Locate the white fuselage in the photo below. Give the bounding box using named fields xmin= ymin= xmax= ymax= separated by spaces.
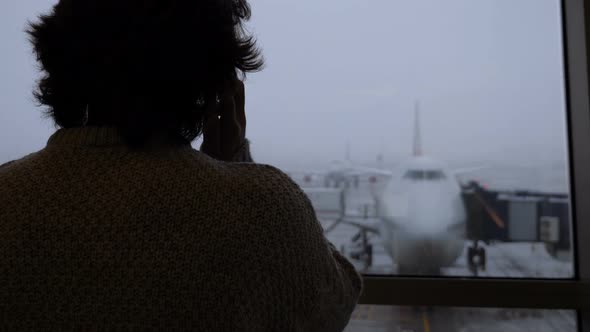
xmin=373 ymin=156 xmax=466 ymax=270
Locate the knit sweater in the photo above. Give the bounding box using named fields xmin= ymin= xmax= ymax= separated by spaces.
xmin=0 ymin=126 xmax=362 ymax=331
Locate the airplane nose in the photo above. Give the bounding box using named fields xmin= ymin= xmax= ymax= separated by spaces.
xmin=407 ymin=215 xmax=451 ymax=236
xmin=406 ymin=188 xmax=460 ymax=234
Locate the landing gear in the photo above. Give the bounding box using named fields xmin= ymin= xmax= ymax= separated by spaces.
xmin=342 ymin=229 xmax=373 ymax=271
xmin=350 ymin=243 xmax=373 ymax=270
xmin=467 ymin=240 xmax=486 ymax=275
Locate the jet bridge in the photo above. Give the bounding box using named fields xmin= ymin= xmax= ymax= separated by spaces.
xmin=462 ymin=181 xmax=572 ymax=270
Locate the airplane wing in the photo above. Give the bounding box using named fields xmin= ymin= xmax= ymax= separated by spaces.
xmin=284 ymin=170 xmax=328 ymax=186
xmin=342 ymin=219 xmax=380 ymax=234
xmin=324 ymin=217 xmax=380 ymax=235
xmin=287 ymin=165 xmax=393 ymax=188
xmin=333 ymin=167 xmax=393 ymax=187
xmin=340 ymin=166 xmax=393 ymax=177
xmin=284 ymin=170 xmax=327 ymax=177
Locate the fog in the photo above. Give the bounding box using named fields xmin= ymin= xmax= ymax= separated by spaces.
xmin=0 ymin=1 xmax=568 ymax=175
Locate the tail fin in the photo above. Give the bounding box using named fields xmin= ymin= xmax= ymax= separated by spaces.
xmin=413 ymin=101 xmax=423 ymax=156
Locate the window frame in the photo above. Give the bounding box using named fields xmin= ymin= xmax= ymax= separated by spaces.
xmin=358 ymin=0 xmax=590 ymax=330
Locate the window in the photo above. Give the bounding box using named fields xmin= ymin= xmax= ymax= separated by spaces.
xmin=425 ymin=170 xmax=446 ymax=181
xmin=403 ymin=169 xmax=447 ymax=181
xmin=243 ymin=0 xmax=589 ymax=330
xmin=403 ymin=170 xmax=425 ymax=180
xmin=249 ymin=0 xmax=575 ymax=279
xmin=2 ymin=0 xmax=590 ymax=331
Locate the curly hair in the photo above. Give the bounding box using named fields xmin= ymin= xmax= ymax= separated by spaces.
xmin=28 ymin=0 xmax=263 ymax=147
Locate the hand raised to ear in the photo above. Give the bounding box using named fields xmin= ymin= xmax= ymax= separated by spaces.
xmin=200 ymin=80 xmax=248 ymax=162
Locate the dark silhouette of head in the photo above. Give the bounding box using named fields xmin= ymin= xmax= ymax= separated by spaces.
xmin=28 ymin=0 xmax=263 ymax=147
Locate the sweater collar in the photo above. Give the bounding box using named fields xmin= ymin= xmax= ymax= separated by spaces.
xmin=47 ymin=126 xmax=191 ymax=149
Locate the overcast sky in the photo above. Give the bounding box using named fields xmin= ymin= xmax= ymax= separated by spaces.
xmin=0 ymin=0 xmax=569 ymax=174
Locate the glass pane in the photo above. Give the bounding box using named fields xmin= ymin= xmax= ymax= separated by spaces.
xmin=1 ymin=2 xmax=574 ymax=279
xmin=346 ymin=305 xmax=577 ymax=332
xmin=244 ymin=0 xmax=574 ymax=278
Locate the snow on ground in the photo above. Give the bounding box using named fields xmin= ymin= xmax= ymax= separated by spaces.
xmin=321 ymin=218 xmax=573 ymax=278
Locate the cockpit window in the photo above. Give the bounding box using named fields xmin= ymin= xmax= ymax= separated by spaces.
xmin=404 ymin=170 xmax=425 ymax=180
xmin=426 ymin=170 xmax=446 ymax=180
xmin=403 ymin=169 xmax=446 ymax=181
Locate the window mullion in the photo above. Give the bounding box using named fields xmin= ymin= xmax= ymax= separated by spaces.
xmin=359 ymin=277 xmax=590 ymax=309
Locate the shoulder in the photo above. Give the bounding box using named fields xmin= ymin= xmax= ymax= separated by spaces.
xmin=197 ymin=151 xmax=305 ymax=200
xmin=0 ymin=152 xmax=45 ymax=206
xmin=0 ymin=152 xmax=40 ymax=175
xmin=232 ymin=163 xmax=311 ymax=204
xmin=193 ymin=152 xmax=319 ymax=230
xmin=0 ymin=160 xmax=17 ymax=170
xmin=233 ymin=163 xmax=301 ymax=191
xmin=222 ymin=161 xmax=318 ymax=225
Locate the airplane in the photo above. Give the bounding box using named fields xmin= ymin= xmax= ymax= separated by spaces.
xmin=317 ymin=102 xmax=496 ymax=274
